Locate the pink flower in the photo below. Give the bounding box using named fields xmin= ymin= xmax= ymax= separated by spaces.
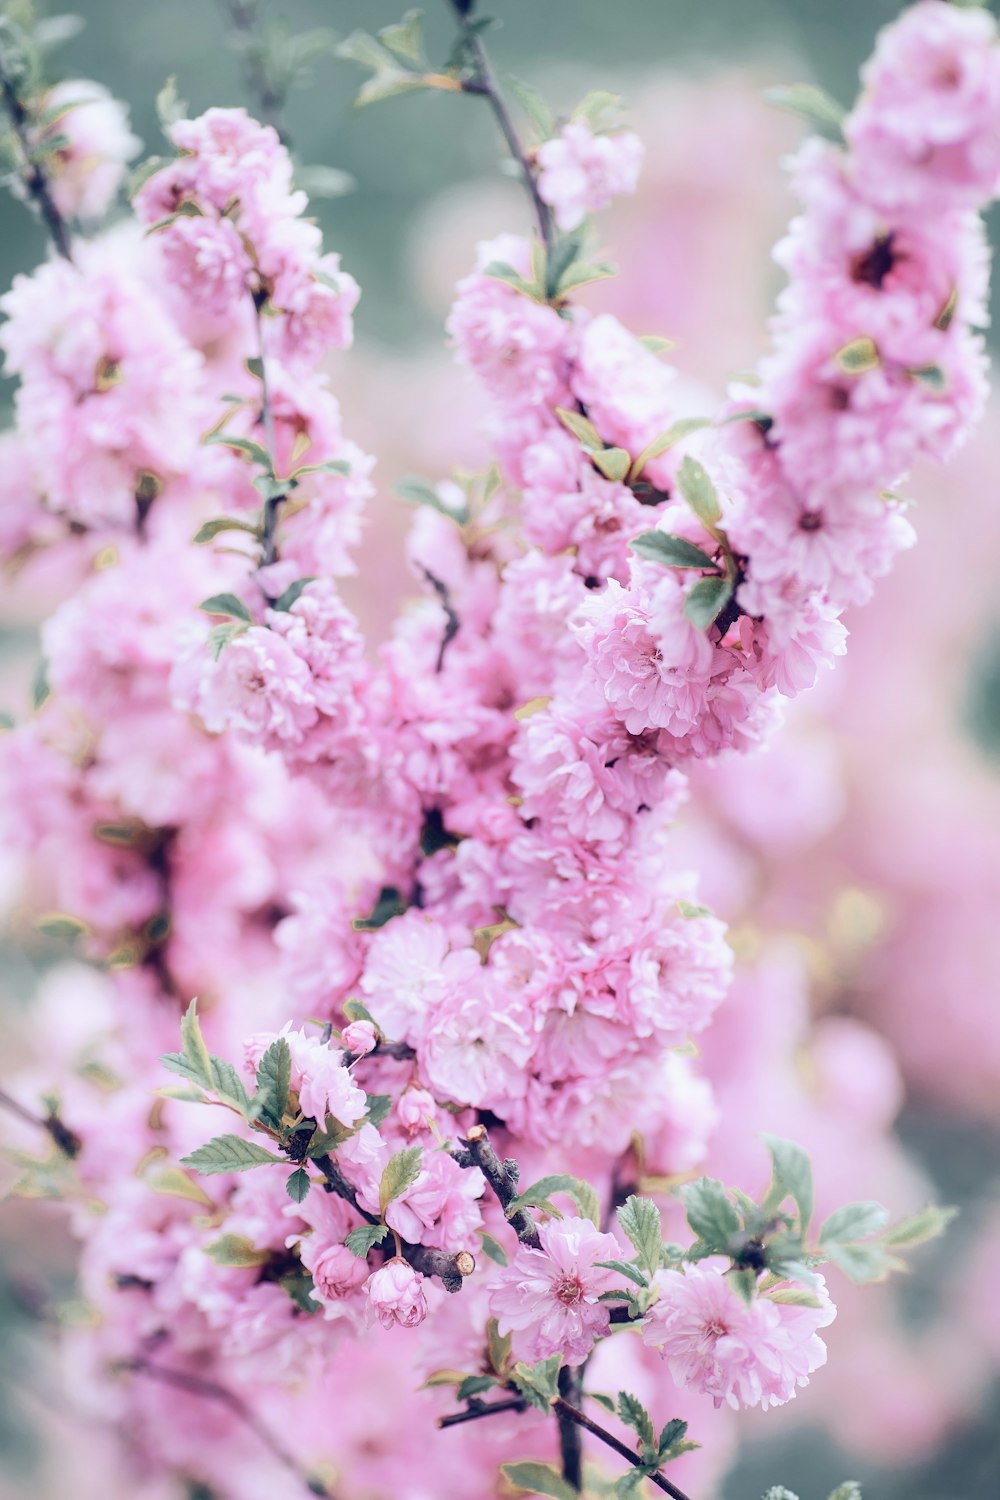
xmin=489 ymin=1216 xmax=622 ymax=1366
xmin=39 ymin=80 xmax=140 ymax=222
xmin=365 ymin=1258 xmax=428 ymax=1329
xmin=396 ymin=1088 xmax=437 ymax=1134
xmin=342 ymin=1020 xmax=377 ymax=1055
xmin=287 ymin=1030 xmax=368 ymax=1128
xmin=537 ymin=121 xmax=644 ymax=231
xmin=642 ymin=1263 xmax=836 ymax=1410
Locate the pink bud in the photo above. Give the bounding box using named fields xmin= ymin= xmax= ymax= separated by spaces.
xmin=397 ymin=1087 xmax=437 ymax=1133
xmin=342 ymin=1019 xmax=378 ymax=1055
xmin=365 ymin=1257 xmax=427 ymax=1329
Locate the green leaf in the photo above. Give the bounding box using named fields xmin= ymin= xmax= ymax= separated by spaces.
xmin=208 ymin=621 xmax=247 ymax=660
xmin=379 ymin=1145 xmax=423 ymax=1215
xmin=677 ymin=898 xmax=712 ymax=919
xmin=730 ymin=1266 xmax=759 ymax=1305
xmin=181 ymin=1134 xmax=282 ymax=1175
xmin=156 ymin=75 xmax=188 ymax=129
xmin=638 ymin=334 xmax=677 ymax=356
xmin=307 ymin=1118 xmax=357 ymax=1156
xmin=352 ymin=886 xmax=408 ymax=931
xmin=880 ymin=1204 xmax=957 ymax=1249
xmin=762 ymin=1135 xmax=815 ymax=1234
xmin=204 ymin=431 xmax=272 ymax=468
xmin=456 ymin=1373 xmax=497 ymax=1401
xmin=764 ymin=82 xmax=846 ymax=142
xmin=628 ymin=417 xmax=712 ymax=481
xmin=683 ymin=1177 xmax=741 ymax=1250
xmin=766 ymin=1285 xmax=824 ymax=1308
xmin=36 ymin=912 xmax=88 ymax=941
xmin=510 ymin=1354 xmax=563 ymax=1413
xmin=719 ymin=407 xmax=773 ymax=429
xmin=500 ymin=1462 xmax=578 ymax=1500
xmin=657 ymin=1418 xmax=690 ymax=1461
xmin=572 ymin=89 xmax=625 ymax=132
xmin=345 ymin=1223 xmax=388 ymax=1258
xmin=617 ymin=1195 xmax=662 ymax=1280
xmin=199 ymin=593 xmax=253 ymax=624
xmin=252 ymin=1037 xmax=291 ymax=1128
xmin=397 ymin=476 xmax=469 ymax=526
xmin=204 ymin=1232 xmax=270 ymax=1267
xmin=271 ymin=578 xmax=317 ymax=613
xmin=556 ymin=259 xmax=618 ymax=297
xmin=279 ymin=1265 xmax=321 ymax=1316
xmin=193 ymin=516 xmax=261 ymax=544
xmin=206 ymin=1057 xmax=252 ymax=1116
xmin=684 ymin=575 xmax=733 ymax=630
xmin=482 ymin=259 xmax=543 ymax=301
xmin=594 ymin=1258 xmax=648 ymax=1288
xmin=286 ymin=1168 xmax=311 ymax=1203
xmin=834 ymin=336 xmax=880 ymax=375
xmin=508 ymin=1174 xmax=600 ymax=1226
xmin=555 ymin=406 xmax=603 ymax=450
xmin=487 ymin=1316 xmax=512 ymax=1374
xmin=618 ymin=1391 xmax=656 ymax=1452
xmin=378 ymin=9 xmax=426 ymax=67
xmin=480 ymin=1232 xmax=509 ymax=1267
xmin=591 ymin=1392 xmax=617 ymax=1414
xmin=825 ymin=1241 xmax=893 ymax=1283
xmin=909 ymin=363 xmax=948 ymax=393
xmin=32 ymin=657 xmax=50 ymax=710
xmin=289 ymin=458 xmax=352 ymax=480
xmin=819 ymin=1201 xmax=888 ymax=1246
xmin=365 ymin=1093 xmax=393 ymax=1129
xmin=591 ymin=446 xmax=631 ymax=482
xmin=630 ymin=532 xmax=720 ymax=572
xmin=162 ymin=998 xmax=214 ymax=1089
xmin=677 ymin=455 xmax=721 ymax=525
xmin=506 ymin=76 xmax=555 ymax=141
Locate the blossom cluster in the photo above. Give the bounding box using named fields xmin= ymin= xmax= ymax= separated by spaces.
xmin=0 ymin=5 xmax=994 ymax=1499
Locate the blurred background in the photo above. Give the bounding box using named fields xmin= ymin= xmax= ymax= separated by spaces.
xmin=2 ymin=2 xmax=1000 ymax=1498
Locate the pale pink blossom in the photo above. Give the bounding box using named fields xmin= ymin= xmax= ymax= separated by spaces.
xmin=537 ymin=121 xmax=644 ymax=231
xmin=366 ymin=1259 xmax=428 ymax=1329
xmin=489 ymin=1216 xmax=622 ymax=1365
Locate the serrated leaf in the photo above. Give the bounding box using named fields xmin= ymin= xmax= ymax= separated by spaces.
xmin=764 ymin=82 xmax=846 ymax=142
xmin=631 ymin=532 xmax=720 ymax=572
xmin=594 ymin=1258 xmax=648 ymax=1288
xmin=365 ymin=1093 xmax=393 ymax=1128
xmin=762 ymin=1135 xmax=814 ymax=1234
xmin=819 ymin=1201 xmax=888 ymax=1246
xmin=379 ymin=1145 xmax=423 ymax=1215
xmin=506 ymin=75 xmax=555 ymax=140
xmin=181 ymin=1134 xmax=282 ymax=1175
xmin=880 ymin=1204 xmax=957 ymax=1249
xmin=199 ymin=593 xmax=253 ymax=624
xmin=834 ymin=336 xmax=880 ymax=375
xmin=307 ymin=1118 xmax=356 ymax=1156
xmin=207 ymin=1056 xmax=251 ymax=1116
xmin=252 ymin=1037 xmax=291 ymax=1128
xmin=617 ymin=1195 xmax=662 ymax=1279
xmin=204 ymin=1232 xmax=270 ymax=1267
xmin=591 ymin=446 xmax=631 ymax=482
xmin=345 ymin=1223 xmax=388 ymax=1258
xmin=487 ymin=1315 xmax=512 ymax=1374
xmin=508 ymin=1174 xmax=600 ymax=1226
xmin=628 ymin=417 xmax=711 ymax=482
xmin=657 ymin=1417 xmax=689 ymax=1460
xmin=286 ymin=1167 xmax=311 ymax=1203
xmin=684 ymin=575 xmax=733 ymax=630
xmin=825 ymin=1241 xmax=894 ymax=1283
xmin=511 ymin=1355 xmax=563 ymax=1413
xmin=501 ymin=1462 xmax=578 ymax=1500
xmin=618 ymin=1391 xmax=656 ymax=1451
xmin=555 ymin=406 xmax=602 ymax=450
xmin=677 ymin=454 xmax=721 ymax=525
xmin=683 ymin=1177 xmax=742 ymax=1249
xmin=279 ymin=1266 xmax=321 ymax=1316
xmin=480 ymin=1232 xmax=509 ymax=1267
xmin=457 ymin=1373 xmax=497 ymax=1400
xmin=145 ymin=1166 xmax=213 ymax=1207
xmin=378 ymin=9 xmax=425 ymax=67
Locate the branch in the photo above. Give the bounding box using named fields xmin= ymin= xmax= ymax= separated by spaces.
xmin=219 ymin=0 xmax=290 ymax=142
xmin=0 ymin=62 xmax=73 ymax=261
xmin=448 ymin=1 xmax=553 ymax=251
xmin=312 ymin=1152 xmax=475 ymax=1292
xmin=557 ymin=1366 xmax=584 ymax=1492
xmin=437 ymin=1394 xmax=526 ymax=1429
xmin=0 ymin=1085 xmax=81 ymax=1157
xmin=418 ymin=565 xmax=460 ymax=673
xmin=252 ymin=295 xmax=284 ymax=569
xmin=123 ymin=1357 xmax=330 ymax=1496
xmin=452 ymin=1123 xmax=541 ymax=1248
xmin=552 ymin=1398 xmax=695 ymax=1500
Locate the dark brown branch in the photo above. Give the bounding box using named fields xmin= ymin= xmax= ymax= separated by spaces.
xmin=452 ymin=1124 xmax=540 ymax=1248
xmin=552 ymin=1398 xmax=695 ymax=1500
xmin=557 ymin=1367 xmax=584 ymax=1491
xmin=0 ymin=64 xmax=73 ymax=261
xmin=312 ymin=1153 xmax=474 ymax=1292
xmin=449 ymin=2 xmax=553 ymax=251
xmin=418 ymin=566 xmax=460 ymax=673
xmin=437 ymin=1395 xmax=526 ymax=1429
xmin=0 ymin=1085 xmax=81 ymax=1157
xmin=123 ymin=1357 xmax=330 ymax=1495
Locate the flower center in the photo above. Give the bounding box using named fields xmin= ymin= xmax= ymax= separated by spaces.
xmin=554 ymin=1275 xmax=585 ymax=1306
xmin=703 ymin=1317 xmax=728 ymax=1340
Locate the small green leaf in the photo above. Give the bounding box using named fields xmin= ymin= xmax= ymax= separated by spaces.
xmin=628 ymin=417 xmax=712 ymax=481
xmin=909 ymin=363 xmax=948 ymax=393
xmin=487 ymin=1316 xmax=512 ymax=1375
xmin=204 ymin=431 xmax=272 ymax=467
xmin=379 ymin=1145 xmax=423 ymax=1215
xmin=684 ymin=575 xmax=733 ymax=630
xmin=193 ymin=515 xmax=262 ymax=544
xmin=591 ymin=446 xmax=631 ymax=482
xmin=365 ymin=1093 xmax=393 ymax=1129
xmin=825 ymin=1241 xmax=893 ymax=1283
xmin=591 ymin=1392 xmax=617 ymax=1414
xmin=834 ymin=336 xmax=880 ymax=375
xmin=683 ymin=1177 xmax=741 ymax=1250
xmin=677 ymin=455 xmax=722 ymax=525
xmin=208 ymin=621 xmax=247 ymax=660
xmin=500 ymin=1462 xmax=578 ymax=1500
xmin=345 ymin=1223 xmax=388 ymax=1258
xmin=480 ymin=1232 xmax=509 ymax=1267
xmin=657 ymin=1418 xmax=690 ymax=1461
xmin=618 ymin=1391 xmax=656 ymax=1452
xmin=630 ymin=532 xmax=720 ymax=572
xmin=766 ymin=1285 xmax=823 ymax=1308
xmin=617 ymin=1195 xmax=662 ymax=1280
xmin=510 ymin=1355 xmax=564 ymax=1413
xmin=397 ymin=476 xmax=469 ymax=525
xmin=556 ymin=259 xmax=617 ymax=296
xmin=271 ymin=578 xmax=317 ymax=613
xmin=32 ymin=658 xmax=51 ymax=710
xmin=764 ymin=82 xmax=846 ymax=142
xmin=819 ymin=1201 xmax=889 ymax=1246
xmin=204 ymin=1232 xmax=270 ymax=1267
xmin=506 ymin=76 xmax=555 ymax=140
xmin=555 ymin=406 xmax=603 ymax=450
xmin=482 ymin=260 xmax=543 ymax=301
xmin=762 ymin=1135 xmax=815 ymax=1234
xmin=456 ymin=1373 xmax=497 ymax=1401
xmin=252 ymin=1037 xmax=291 ymax=1128
xmin=352 ymin=886 xmax=408 ymax=931
xmin=199 ymin=593 xmax=253 ymax=624
xmin=719 ymin=407 xmax=773 ymax=429
xmin=379 ymin=10 xmax=426 ymax=68
xmin=508 ymin=1174 xmax=600 ymax=1226
xmin=36 ymin=912 xmax=88 ymax=941
xmin=880 ymin=1204 xmax=957 ymax=1249
xmin=286 ymin=1168 xmax=312 ymax=1203
xmin=181 ymin=1134 xmax=282 ymax=1175
xmin=594 ymin=1258 xmax=648 ymax=1288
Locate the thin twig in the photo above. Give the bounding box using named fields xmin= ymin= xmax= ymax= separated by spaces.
xmin=0 ymin=63 xmax=73 ymax=261
xmin=448 ymin=0 xmax=553 ymax=251
xmin=252 ymin=296 xmax=285 ymax=569
xmin=552 ymin=1398 xmax=695 ymax=1500
xmin=418 ymin=565 xmax=460 ymax=673
xmin=452 ymin=1123 xmax=541 ymax=1248
xmin=124 ymin=1357 xmax=329 ymax=1496
xmin=0 ymin=1085 xmax=81 ymax=1157
xmin=438 ymin=1395 xmax=526 ymax=1429
xmin=219 ymin=0 xmax=290 ymax=142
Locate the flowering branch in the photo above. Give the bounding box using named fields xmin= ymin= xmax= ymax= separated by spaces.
xmin=551 ymin=1396 xmax=695 ymax=1500
xmin=0 ymin=1084 xmax=81 ymax=1157
xmin=0 ymin=40 xmax=73 ymax=261
xmin=448 ymin=0 xmax=554 ymax=250
xmin=453 ymin=1124 xmax=541 ymax=1247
